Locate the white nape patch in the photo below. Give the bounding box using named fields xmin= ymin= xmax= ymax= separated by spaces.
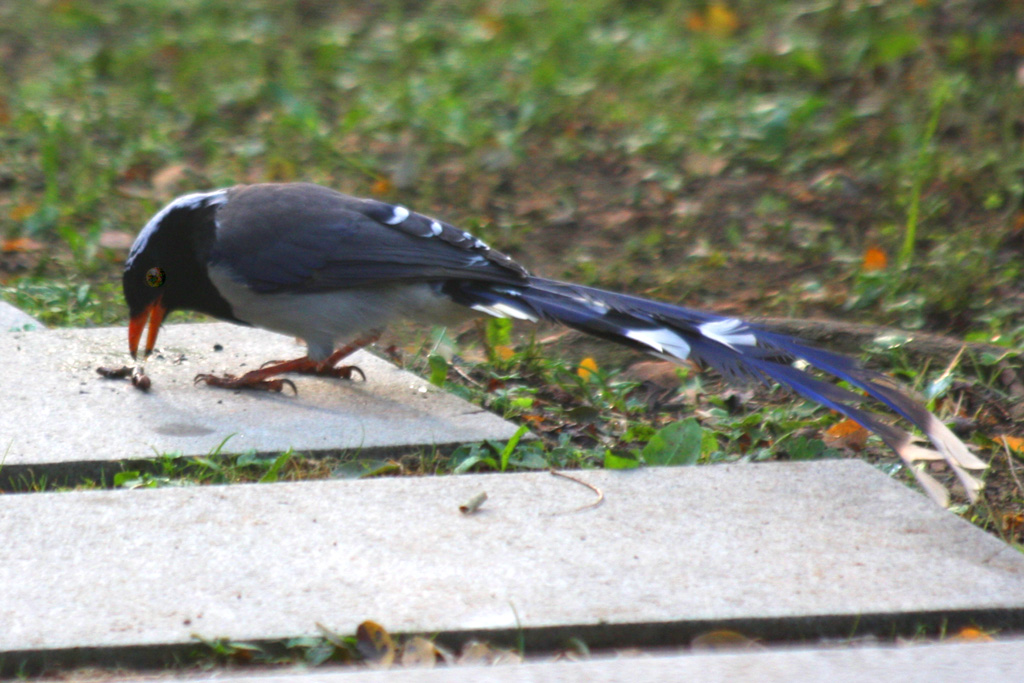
xmin=699 ymin=318 xmax=758 ymax=350
xmin=625 ymin=328 xmax=691 ymax=360
xmin=429 ymin=220 xmax=443 ymax=236
xmin=384 ymin=205 xmax=410 ymax=225
xmin=470 ymin=302 xmax=538 ymax=322
xmin=127 ymin=189 xmax=228 ymax=267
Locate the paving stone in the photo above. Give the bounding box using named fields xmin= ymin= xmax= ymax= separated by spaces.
xmin=0 ymin=322 xmax=521 ymax=472
xmin=0 ymin=300 xmax=42 ymax=332
xmin=172 ymin=639 xmax=1024 ymax=683
xmin=2 ymin=462 xmax=1022 ymax=671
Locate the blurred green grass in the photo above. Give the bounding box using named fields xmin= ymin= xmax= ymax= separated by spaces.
xmin=2 ymin=0 xmax=1023 ymax=336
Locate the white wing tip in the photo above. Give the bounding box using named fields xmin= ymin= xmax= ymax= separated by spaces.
xmin=470 ymin=302 xmax=538 ymax=322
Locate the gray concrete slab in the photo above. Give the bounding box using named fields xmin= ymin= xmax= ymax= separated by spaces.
xmin=0 ymin=322 xmax=521 ymax=470
xmin=2 ymin=462 xmax=1022 ymax=669
xmin=0 ymin=300 xmax=42 ymax=331
xmin=178 ymin=639 xmax=1024 ymax=683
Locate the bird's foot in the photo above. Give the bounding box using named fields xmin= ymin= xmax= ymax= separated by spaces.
xmin=194 ymin=371 xmax=297 ymax=394
xmin=195 ymin=352 xmax=369 ymax=394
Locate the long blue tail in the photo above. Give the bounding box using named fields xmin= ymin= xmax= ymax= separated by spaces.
xmin=446 ymin=276 xmax=985 ymax=506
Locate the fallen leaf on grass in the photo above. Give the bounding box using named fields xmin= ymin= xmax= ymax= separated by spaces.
xmin=514 ymin=194 xmax=559 ymax=217
xmin=98 ymin=230 xmax=137 ymax=250
xmin=685 ymin=3 xmax=740 ymax=37
xmin=683 ymin=153 xmax=728 ymax=177
xmin=152 ymin=163 xmax=189 ymax=196
xmin=577 ymin=357 xmax=599 ymax=380
xmin=996 ymin=434 xmax=1024 ymax=453
xmin=621 ymin=360 xmax=682 ymax=391
xmin=9 ymin=203 xmax=38 ymax=222
xmin=823 ymin=419 xmax=869 ymax=451
xmin=1 ymin=236 xmax=43 ymax=252
xmin=594 ymin=208 xmax=637 ymax=230
xmin=861 ymin=246 xmax=888 ymax=272
xmin=370 ymin=176 xmax=393 ymax=196
xmin=472 ymin=13 xmax=504 ymax=40
xmin=672 ymin=199 xmax=705 ymax=217
xmin=491 ymin=344 xmax=515 ymax=361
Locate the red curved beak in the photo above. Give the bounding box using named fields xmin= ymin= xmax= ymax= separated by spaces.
xmin=128 ymin=297 xmax=166 ymax=360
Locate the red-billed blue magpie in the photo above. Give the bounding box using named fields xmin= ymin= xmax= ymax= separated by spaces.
xmin=123 ymin=182 xmax=985 ymax=505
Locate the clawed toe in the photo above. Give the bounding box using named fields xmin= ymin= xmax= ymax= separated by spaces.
xmin=328 ymin=364 xmax=365 ymax=381
xmin=192 ymin=349 xmax=369 ymax=395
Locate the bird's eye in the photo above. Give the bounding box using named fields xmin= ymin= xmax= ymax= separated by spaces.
xmin=145 ymin=267 xmax=165 ymax=288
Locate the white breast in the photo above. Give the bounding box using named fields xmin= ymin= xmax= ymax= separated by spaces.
xmin=208 ymin=265 xmax=476 ymax=361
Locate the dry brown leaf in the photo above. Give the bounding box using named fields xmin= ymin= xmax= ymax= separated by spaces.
xmin=823 ymin=419 xmax=870 ymax=451
xmin=996 ymin=434 xmax=1024 ymax=453
xmin=514 ymin=194 xmax=558 ymax=217
xmin=9 ymin=203 xmax=37 ymax=222
xmin=862 ymin=246 xmax=888 ymax=272
xmin=691 ymin=630 xmax=759 ymax=651
xmin=371 ymin=176 xmax=393 ymax=196
xmin=457 ymin=641 xmax=521 ymax=666
xmin=355 ymin=620 xmax=396 ymax=669
xmin=683 ymin=152 xmax=728 ymax=177
xmin=621 ymin=361 xmax=682 ymax=391
xmin=457 ymin=641 xmax=496 ymax=666
xmin=400 ymin=636 xmax=437 ymax=668
xmin=577 ymin=357 xmax=599 ymax=380
xmin=492 ymin=345 xmax=515 ymax=361
xmin=474 ymin=13 xmax=503 ymax=40
xmin=704 ymin=3 xmax=740 ymax=36
xmin=947 ymin=626 xmax=995 ymax=642
xmin=98 ymin=231 xmax=137 ymax=250
xmin=121 ymin=163 xmax=151 ymax=183
xmin=1 ymin=236 xmax=43 ymax=252
xmin=152 ymin=163 xmax=189 ymax=196
xmin=595 ymin=208 xmax=637 ymax=228
xmin=672 ymin=199 xmax=704 ymax=217
xmin=267 ymin=158 xmax=297 ymax=181
xmin=687 ymin=4 xmax=740 ymax=36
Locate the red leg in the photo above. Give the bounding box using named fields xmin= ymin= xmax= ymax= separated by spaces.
xmin=195 ymin=333 xmax=381 ymax=393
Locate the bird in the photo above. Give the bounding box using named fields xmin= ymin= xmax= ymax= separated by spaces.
xmin=123 ymin=182 xmax=986 ymax=506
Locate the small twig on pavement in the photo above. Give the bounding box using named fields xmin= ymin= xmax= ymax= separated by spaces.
xmin=546 ymin=469 xmax=604 ymax=515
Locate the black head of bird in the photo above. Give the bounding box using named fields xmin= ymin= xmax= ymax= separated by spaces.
xmin=123 ymin=190 xmax=234 ymax=359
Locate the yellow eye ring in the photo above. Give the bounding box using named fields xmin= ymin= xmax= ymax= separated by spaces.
xmin=145 ymin=267 xmax=165 ymax=288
